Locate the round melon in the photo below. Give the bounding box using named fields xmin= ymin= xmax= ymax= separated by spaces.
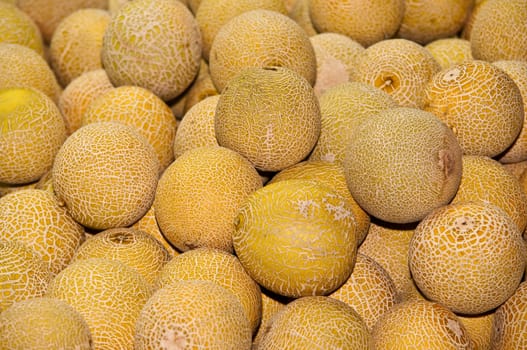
xmin=288 ymin=0 xmax=317 ymax=37
xmin=0 ymin=2 xmax=44 ymax=55
xmin=491 ymin=281 xmax=527 ymax=349
xmin=252 ymin=290 xmax=287 ymax=349
xmin=425 ymin=37 xmax=474 ymax=69
xmin=458 ymin=313 xmax=494 ymax=350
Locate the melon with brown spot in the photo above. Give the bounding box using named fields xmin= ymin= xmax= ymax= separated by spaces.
xmin=257 ymin=296 xmax=372 ymax=349
xmin=372 ymin=299 xmax=473 ymax=349
xmin=48 ymin=8 xmax=110 ymax=87
xmin=208 ymin=10 xmax=316 ymax=92
xmin=156 ymin=247 xmax=262 ymax=335
xmin=46 ymin=258 xmax=153 ymax=350
xmin=51 ymin=121 xmax=159 ymax=230
xmin=0 ymin=239 xmax=51 ymax=312
xmin=0 ymin=87 xmax=66 ymax=185
xmin=215 ymin=66 xmax=321 ymax=172
xmin=308 ymin=0 xmax=405 ymax=47
xmin=353 ymin=39 xmax=441 ymax=109
xmin=0 ymin=297 xmax=93 ymax=349
xmin=233 ymin=179 xmax=358 ymax=298
xmin=134 ymin=280 xmax=252 ymax=350
xmin=424 ymin=60 xmax=524 ymax=158
xmin=0 ymin=2 xmax=44 ymax=56
xmin=491 ymin=281 xmax=527 ymax=349
xmin=343 ymin=107 xmax=463 ymax=224
xmin=0 ymin=189 xmax=85 ymax=276
xmin=458 ymin=313 xmax=494 ymax=350
xmin=409 ymin=201 xmax=526 ymax=315
xmin=101 ymin=0 xmax=202 ymax=101
xmin=154 ymin=146 xmax=262 ymax=253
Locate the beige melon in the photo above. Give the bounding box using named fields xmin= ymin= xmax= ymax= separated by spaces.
xmin=58 ymin=69 xmax=114 ymax=135
xmin=343 ymin=107 xmax=463 ymax=224
xmin=173 ymin=95 xmax=220 ymax=159
xmin=396 ymin=0 xmax=474 ymax=44
xmin=409 ymin=201 xmax=526 ymax=315
xmin=17 ymin=0 xmax=107 ymax=43
xmin=134 ymin=280 xmax=252 ymax=349
xmin=425 ymin=37 xmax=474 ymax=69
xmin=287 ymin=0 xmax=317 ymax=37
xmin=0 ymin=239 xmax=51 ymax=312
xmin=494 ymin=60 xmax=527 ymax=164
xmin=504 ymin=160 xmax=527 ymax=179
xmin=452 ymin=155 xmax=527 ymax=232
xmin=156 ymin=247 xmax=262 ymax=334
xmin=257 ymin=296 xmax=372 ymax=349
xmin=72 ymin=227 xmax=171 ymax=287
xmin=233 ymin=179 xmax=358 ymax=298
xmin=458 ymin=313 xmax=494 ymax=350
xmin=154 ymin=146 xmax=262 ymax=253
xmin=268 ymin=160 xmax=370 ymax=244
xmin=0 ymin=297 xmax=93 ymax=350
xmin=0 ymin=2 xmax=43 ymax=56
xmin=0 ymin=87 xmax=67 ymax=185
xmin=329 ymin=253 xmax=398 ymax=330
xmin=461 ymin=0 xmax=486 ymax=40
xmin=308 ymin=81 xmax=398 ymax=164
xmin=52 ymin=122 xmax=159 ymax=230
xmin=0 ymin=43 xmax=61 ymax=103
xmin=354 ymin=38 xmax=441 ymax=108
xmin=46 ymin=258 xmax=153 ymax=350
xmin=82 ymin=85 xmax=177 ymax=173
xmin=195 ymin=0 xmax=287 ymax=61
xmin=101 ymin=0 xmax=202 ymax=101
xmin=491 ymin=281 xmax=527 ymax=349
xmin=0 ymin=189 xmax=85 ymax=276
xmin=208 ymin=10 xmax=316 ymax=92
xmin=470 ymin=0 xmax=527 ymax=62
xmin=308 ymin=0 xmax=405 ymax=47
xmin=309 ymin=33 xmax=365 ymax=96
xmin=372 ymin=299 xmax=473 ymax=349
xmin=424 ymin=60 xmax=524 ymax=158
xmin=181 ymin=71 xmax=218 ymax=114
xmin=215 ymin=66 xmax=321 ymax=172
xmin=48 ymin=8 xmax=110 ymax=87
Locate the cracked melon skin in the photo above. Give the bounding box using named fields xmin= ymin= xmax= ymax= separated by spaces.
xmin=233 ymin=179 xmax=358 ymax=298
xmin=491 ymin=281 xmax=527 ymax=349
xmin=101 ymin=0 xmax=202 ymax=101
xmin=0 ymin=2 xmax=44 ymax=56
xmin=343 ymin=107 xmax=463 ymax=224
xmin=0 ymin=297 xmax=93 ymax=350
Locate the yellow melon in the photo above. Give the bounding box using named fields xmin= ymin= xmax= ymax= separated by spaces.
xmin=372 ymin=299 xmax=473 ymax=349
xmin=134 ymin=280 xmax=252 ymax=349
xmin=252 ymin=290 xmax=288 ymax=349
xmin=52 ymin=121 xmax=159 ymax=230
xmin=154 ymin=146 xmax=262 ymax=253
xmin=72 ymin=227 xmax=171 ymax=287
xmin=0 ymin=180 xmax=38 ymax=198
xmin=195 ymin=0 xmax=287 ymax=61
xmin=48 ymin=8 xmax=110 ymax=87
xmin=233 ymin=179 xmax=358 ymax=297
xmin=156 ymin=247 xmax=262 ymax=334
xmin=470 ymin=0 xmax=527 ymax=62
xmin=257 ymin=296 xmax=372 ymax=349
xmin=354 ymin=38 xmax=441 ymax=108
xmin=308 ymin=81 xmax=398 ymax=164
xmin=343 ymin=107 xmax=463 ymax=224
xmin=101 ymin=0 xmax=202 ymax=101
xmin=268 ymin=160 xmax=370 ymax=244
xmin=452 ymin=155 xmax=527 ymax=232
xmin=214 ymin=66 xmax=321 ymax=172
xmin=458 ymin=313 xmax=494 ymax=350
xmin=0 ymin=43 xmax=62 ymax=104
xmin=504 ymin=160 xmax=527 ymax=179
xmin=424 ymin=60 xmax=524 ymax=158
xmin=329 ymin=253 xmax=398 ymax=331
xmin=0 ymin=189 xmax=85 ymax=276
xmin=0 ymin=297 xmax=93 ymax=350
xmin=58 ymin=69 xmax=114 ymax=135
xmin=287 ymin=0 xmax=317 ymax=37
xmin=182 ymin=72 xmax=218 ymax=114
xmin=491 ymin=281 xmax=527 ymax=349
xmin=425 ymin=37 xmax=474 ymax=69
xmin=409 ymin=201 xmax=526 ymax=314
xmin=0 ymin=2 xmax=43 ymax=56
xmin=396 ymin=0 xmax=474 ymax=44
xmin=0 ymin=239 xmax=51 ymax=312
xmin=82 ymin=85 xmax=177 ymax=173
xmin=0 ymin=87 xmax=66 ymax=185
xmin=208 ymin=10 xmax=316 ymax=92
xmin=308 ymin=0 xmax=405 ymax=47
xmin=461 ymin=0 xmax=486 ymax=40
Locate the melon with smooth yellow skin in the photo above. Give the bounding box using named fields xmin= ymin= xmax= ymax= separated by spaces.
xmin=0 ymin=2 xmax=44 ymax=56
xmin=0 ymin=297 xmax=93 ymax=350
xmin=0 ymin=87 xmax=66 ymax=185
xmin=233 ymin=179 xmax=358 ymax=298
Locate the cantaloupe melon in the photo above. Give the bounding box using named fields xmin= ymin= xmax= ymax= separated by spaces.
xmin=0 ymin=2 xmax=43 ymax=56
xmin=425 ymin=38 xmax=474 ymax=69
xmin=491 ymin=281 xmax=527 ymax=349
